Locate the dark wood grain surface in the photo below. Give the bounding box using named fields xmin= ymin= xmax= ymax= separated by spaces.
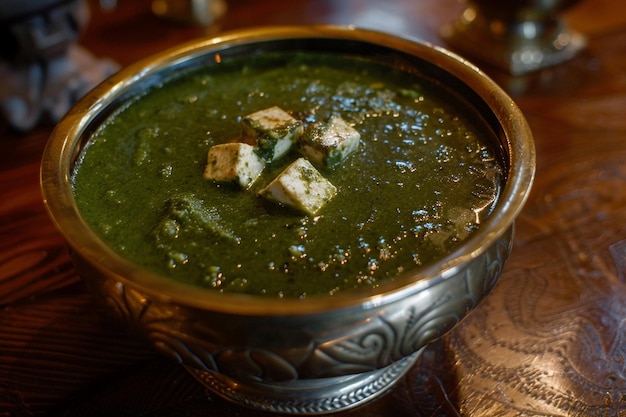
xmin=2 ymin=0 xmax=626 ymax=415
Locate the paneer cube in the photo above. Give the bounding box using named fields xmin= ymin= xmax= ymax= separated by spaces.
xmin=241 ymin=106 xmax=304 ymax=162
xmin=203 ymin=142 xmax=265 ymax=189
xmin=298 ymin=115 xmax=360 ymax=168
xmin=259 ymin=157 xmax=337 ymax=216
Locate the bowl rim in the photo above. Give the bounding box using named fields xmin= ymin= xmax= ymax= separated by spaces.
xmin=41 ymin=24 xmax=535 ymax=316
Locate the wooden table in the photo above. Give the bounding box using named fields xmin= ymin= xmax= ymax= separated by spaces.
xmin=2 ymin=0 xmax=625 ymax=415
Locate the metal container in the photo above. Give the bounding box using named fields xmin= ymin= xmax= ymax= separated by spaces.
xmin=41 ymin=26 xmax=535 ymax=414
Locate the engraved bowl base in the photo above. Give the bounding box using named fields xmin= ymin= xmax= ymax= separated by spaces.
xmin=186 ymin=349 xmax=422 ymax=415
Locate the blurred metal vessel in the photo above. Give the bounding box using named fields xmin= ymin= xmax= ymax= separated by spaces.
xmin=442 ymin=0 xmax=586 ymax=75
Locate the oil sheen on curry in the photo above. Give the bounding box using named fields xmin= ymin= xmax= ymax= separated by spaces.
xmin=71 ymin=51 xmax=503 ymax=298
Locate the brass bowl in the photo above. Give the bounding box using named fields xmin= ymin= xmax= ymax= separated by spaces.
xmin=41 ymin=26 xmax=535 ymax=414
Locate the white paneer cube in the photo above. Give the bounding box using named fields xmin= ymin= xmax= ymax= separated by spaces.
xmin=241 ymin=106 xmax=304 ymax=162
xmin=259 ymin=157 xmax=337 ymax=216
xmin=203 ymin=142 xmax=265 ymax=189
xmin=298 ymin=115 xmax=360 ymax=168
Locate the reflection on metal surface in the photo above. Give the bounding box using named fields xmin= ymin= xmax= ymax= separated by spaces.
xmin=441 ymin=0 xmax=587 ymax=75
xmin=610 ymin=240 xmax=626 ymax=283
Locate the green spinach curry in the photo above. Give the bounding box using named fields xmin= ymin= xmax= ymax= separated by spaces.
xmin=71 ymin=51 xmax=503 ymax=298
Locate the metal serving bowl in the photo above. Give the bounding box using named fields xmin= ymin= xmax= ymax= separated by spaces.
xmin=41 ymin=26 xmax=535 ymax=414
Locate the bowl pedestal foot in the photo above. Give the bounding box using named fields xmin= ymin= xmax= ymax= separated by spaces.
xmin=186 ymin=349 xmax=423 ymax=415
